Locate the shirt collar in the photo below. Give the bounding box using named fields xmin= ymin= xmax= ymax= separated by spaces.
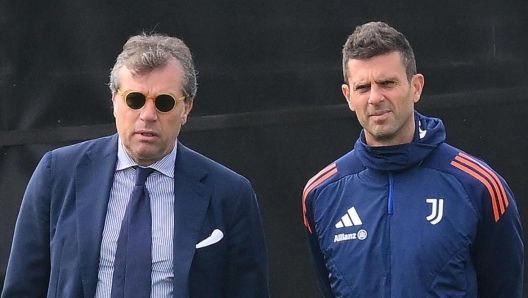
xmin=116 ymin=137 xmax=177 ymax=178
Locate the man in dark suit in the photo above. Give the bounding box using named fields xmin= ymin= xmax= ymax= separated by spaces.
xmin=2 ymin=33 xmax=269 ymax=298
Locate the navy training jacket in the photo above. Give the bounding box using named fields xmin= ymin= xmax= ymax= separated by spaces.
xmin=303 ymin=112 xmax=523 ymax=297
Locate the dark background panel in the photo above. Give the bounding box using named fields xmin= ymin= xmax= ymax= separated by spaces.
xmin=2 ymin=0 xmax=527 ymax=124
xmin=1 ymin=0 xmax=527 ymax=296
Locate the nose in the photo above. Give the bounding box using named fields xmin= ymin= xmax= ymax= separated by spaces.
xmin=367 ymin=85 xmax=385 ymax=105
xmin=139 ymin=98 xmax=158 ymax=122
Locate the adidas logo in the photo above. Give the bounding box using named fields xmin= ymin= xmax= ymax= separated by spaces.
xmin=335 ymin=207 xmax=363 ymax=228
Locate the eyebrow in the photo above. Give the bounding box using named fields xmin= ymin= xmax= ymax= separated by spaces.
xmin=375 ymin=76 xmax=399 ymax=84
xmin=354 ymin=76 xmax=399 ymax=86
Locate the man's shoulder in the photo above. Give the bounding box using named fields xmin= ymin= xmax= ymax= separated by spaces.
xmin=45 ymin=134 xmax=117 ymax=167
xmin=424 ymin=142 xmax=509 ymax=200
xmin=304 ymin=150 xmax=363 ymax=198
xmin=51 ymin=134 xmax=117 ymax=156
xmin=177 ymin=143 xmax=249 ymax=184
xmin=424 ymin=143 xmax=500 ymax=180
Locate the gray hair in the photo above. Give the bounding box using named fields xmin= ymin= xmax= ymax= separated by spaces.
xmin=342 ymin=22 xmax=416 ymax=83
xmin=109 ymin=32 xmax=197 ymax=102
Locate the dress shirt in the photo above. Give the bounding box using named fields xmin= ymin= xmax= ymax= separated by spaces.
xmin=95 ymin=139 xmax=176 ymax=297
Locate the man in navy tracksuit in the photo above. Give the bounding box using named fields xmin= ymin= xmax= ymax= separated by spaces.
xmin=303 ymin=21 xmax=523 ymax=297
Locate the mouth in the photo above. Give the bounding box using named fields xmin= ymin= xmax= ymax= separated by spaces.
xmin=369 ymin=109 xmax=390 ymax=116
xmin=368 ymin=110 xmax=391 ymax=121
xmin=135 ymin=130 xmax=159 ymax=140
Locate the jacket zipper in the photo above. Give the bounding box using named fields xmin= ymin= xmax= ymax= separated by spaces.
xmin=387 ymin=172 xmax=394 ymax=297
xmin=388 ymin=172 xmax=394 ymax=214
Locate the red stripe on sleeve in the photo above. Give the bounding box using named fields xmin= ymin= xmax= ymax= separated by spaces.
xmin=451 ymin=160 xmax=500 ymax=221
xmin=459 ymin=152 xmax=509 ymax=208
xmin=302 ymin=164 xmax=338 ymax=233
xmin=454 ymin=156 xmax=506 ymax=214
xmin=304 ymin=164 xmax=337 ymax=193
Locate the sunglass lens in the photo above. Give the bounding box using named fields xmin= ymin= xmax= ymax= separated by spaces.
xmin=125 ymin=92 xmax=146 ymax=110
xmin=155 ymin=95 xmax=176 ymax=112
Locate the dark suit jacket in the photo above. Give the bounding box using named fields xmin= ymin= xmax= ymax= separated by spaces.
xmin=2 ymin=134 xmax=269 ymax=298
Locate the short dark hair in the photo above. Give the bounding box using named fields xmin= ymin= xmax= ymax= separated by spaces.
xmin=342 ymin=22 xmax=416 ymax=83
xmin=109 ymin=32 xmax=197 ymax=102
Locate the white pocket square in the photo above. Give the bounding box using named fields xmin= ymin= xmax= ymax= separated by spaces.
xmin=196 ymin=229 xmax=224 ymax=249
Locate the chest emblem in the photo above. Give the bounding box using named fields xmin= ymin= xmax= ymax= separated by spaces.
xmin=335 ymin=207 xmax=363 ymax=228
xmin=426 ymin=198 xmax=444 ymax=225
xmin=334 ymin=207 xmax=367 ymax=242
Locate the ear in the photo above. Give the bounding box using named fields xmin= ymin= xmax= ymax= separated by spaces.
xmin=111 ymin=93 xmax=118 ymax=118
xmin=342 ymin=83 xmax=355 ymax=111
xmin=181 ymin=101 xmax=193 ymax=125
xmin=411 ymin=74 xmax=425 ymax=103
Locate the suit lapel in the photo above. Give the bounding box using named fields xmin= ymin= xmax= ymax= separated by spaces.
xmin=71 ymin=138 xmax=210 ymax=297
xmin=172 ymin=143 xmax=211 ymax=297
xmin=75 ymin=135 xmax=118 ymax=298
